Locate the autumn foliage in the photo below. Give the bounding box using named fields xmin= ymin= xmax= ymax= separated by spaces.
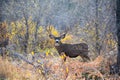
xmin=0 ymin=19 xmax=118 ymax=79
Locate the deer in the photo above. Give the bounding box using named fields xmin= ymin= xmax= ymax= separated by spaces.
xmin=47 ymin=26 xmax=90 ymax=61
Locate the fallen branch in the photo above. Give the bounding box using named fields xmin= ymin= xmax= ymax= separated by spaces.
xmin=10 ymin=52 xmax=35 ymax=66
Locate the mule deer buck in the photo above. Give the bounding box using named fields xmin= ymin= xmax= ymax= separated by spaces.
xmin=47 ymin=26 xmax=90 ymax=61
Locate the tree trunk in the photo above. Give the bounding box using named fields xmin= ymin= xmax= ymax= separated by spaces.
xmin=110 ymin=0 xmax=120 ymax=75
xmin=23 ymin=12 xmax=29 ymax=54
xmin=95 ymin=0 xmax=101 ymax=55
xmin=117 ymin=0 xmax=120 ymax=67
xmin=24 ymin=19 xmax=29 ymax=54
xmin=33 ymin=21 xmax=39 ymax=52
xmin=0 ymin=1 xmax=3 ymax=22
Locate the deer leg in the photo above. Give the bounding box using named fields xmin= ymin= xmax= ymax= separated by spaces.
xmin=83 ymin=57 xmax=90 ymax=62
xmin=60 ymin=52 xmax=67 ymax=62
xmin=63 ymin=57 xmax=66 ymax=61
xmin=80 ymin=55 xmax=90 ymax=62
xmin=84 ymin=55 xmax=90 ymax=61
xmin=82 ymin=57 xmax=87 ymax=62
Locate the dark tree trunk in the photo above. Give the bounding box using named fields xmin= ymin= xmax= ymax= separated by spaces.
xmin=24 ymin=19 xmax=29 ymax=54
xmin=32 ymin=21 xmax=39 ymax=52
xmin=0 ymin=23 xmax=9 ymax=58
xmin=0 ymin=1 xmax=9 ymax=58
xmin=0 ymin=0 xmax=9 ymax=22
xmin=117 ymin=0 xmax=120 ymax=67
xmin=110 ymin=0 xmax=120 ymax=75
xmin=95 ymin=0 xmax=101 ymax=55
xmin=0 ymin=1 xmax=3 ymax=22
xmin=23 ymin=12 xmax=29 ymax=54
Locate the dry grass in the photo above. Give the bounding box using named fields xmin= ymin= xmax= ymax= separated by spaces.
xmin=64 ymin=56 xmax=104 ymax=80
xmin=0 ymin=57 xmax=45 ymax=80
xmin=0 ymin=55 xmax=120 ymax=80
xmin=41 ymin=56 xmax=104 ymax=80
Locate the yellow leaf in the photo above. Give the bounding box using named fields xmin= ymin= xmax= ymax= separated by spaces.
xmin=41 ymin=64 xmax=44 ymax=68
xmin=79 ymin=38 xmax=83 ymax=42
xmin=26 ymin=72 xmax=31 ymax=77
xmin=38 ymin=69 xmax=41 ymax=73
xmin=46 ymin=50 xmax=50 ymax=56
xmin=31 ymin=51 xmax=34 ymax=55
xmin=39 ymin=26 xmax=43 ymax=32
xmin=11 ymin=32 xmax=15 ymax=35
xmin=66 ymin=67 xmax=69 ymax=73
xmin=60 ymin=53 xmax=66 ymax=59
xmin=61 ymin=34 xmax=72 ymax=42
xmin=37 ymin=60 xmax=40 ymax=63
xmin=50 ymin=52 xmax=54 ymax=56
xmin=46 ymin=25 xmax=59 ymax=36
xmin=60 ymin=55 xmax=64 ymax=59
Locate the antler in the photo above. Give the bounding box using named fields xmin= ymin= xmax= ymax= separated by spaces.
xmin=61 ymin=27 xmax=69 ymax=35
xmin=46 ymin=25 xmax=53 ymax=35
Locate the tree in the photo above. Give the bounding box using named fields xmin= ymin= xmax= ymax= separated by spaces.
xmin=110 ymin=0 xmax=120 ymax=75
xmin=95 ymin=0 xmax=101 ymax=55
xmin=117 ymin=0 xmax=120 ymax=68
xmin=0 ymin=0 xmax=9 ymax=57
xmin=0 ymin=0 xmax=6 ymax=22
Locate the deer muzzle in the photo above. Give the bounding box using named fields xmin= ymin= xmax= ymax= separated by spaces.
xmin=55 ymin=39 xmax=60 ymax=46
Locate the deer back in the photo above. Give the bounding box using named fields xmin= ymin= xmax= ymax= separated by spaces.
xmin=56 ymin=43 xmax=88 ymax=56
xmin=66 ymin=43 xmax=88 ymax=52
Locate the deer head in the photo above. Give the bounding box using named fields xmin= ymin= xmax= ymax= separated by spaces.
xmin=49 ymin=33 xmax=66 ymax=46
xmin=46 ymin=26 xmax=68 ymax=46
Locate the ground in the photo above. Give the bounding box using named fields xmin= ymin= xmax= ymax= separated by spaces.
xmin=0 ymin=54 xmax=120 ymax=80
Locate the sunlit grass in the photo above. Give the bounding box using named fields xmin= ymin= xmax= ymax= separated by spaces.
xmin=0 ymin=57 xmax=45 ymax=80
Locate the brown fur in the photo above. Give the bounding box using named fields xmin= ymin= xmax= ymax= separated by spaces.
xmin=55 ymin=43 xmax=90 ymax=60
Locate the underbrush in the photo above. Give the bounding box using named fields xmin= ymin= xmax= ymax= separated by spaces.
xmin=0 ymin=55 xmax=120 ymax=80
xmin=0 ymin=57 xmax=45 ymax=80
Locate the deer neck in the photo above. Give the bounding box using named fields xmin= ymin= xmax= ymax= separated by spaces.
xmin=55 ymin=43 xmax=63 ymax=53
xmin=55 ymin=42 xmax=62 ymax=48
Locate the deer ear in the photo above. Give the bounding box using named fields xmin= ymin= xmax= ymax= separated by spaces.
xmin=61 ymin=34 xmax=66 ymax=39
xmin=49 ymin=34 xmax=55 ymax=39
